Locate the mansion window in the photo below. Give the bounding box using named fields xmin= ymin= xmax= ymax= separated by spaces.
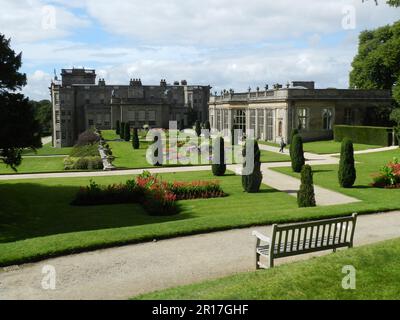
xmin=223 ymin=110 xmax=229 ymax=130
xmin=249 ymin=110 xmax=256 ymax=132
xmin=216 ymin=109 xmax=222 ymax=131
xmin=55 ymin=111 xmax=60 ymax=124
xmin=233 ymin=110 xmax=246 ymax=131
xmin=148 ymin=111 xmax=156 ymax=122
xmin=257 ymin=110 xmax=265 ymax=140
xmin=297 ymin=108 xmax=309 ymax=130
xmin=139 ymin=111 xmax=146 ymax=121
xmin=322 ymin=109 xmax=333 ymax=130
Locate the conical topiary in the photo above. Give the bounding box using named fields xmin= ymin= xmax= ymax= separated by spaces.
xmin=242 ymin=140 xmax=263 ymax=193
xmin=120 ymin=122 xmax=125 ymax=140
xmin=124 ymin=123 xmax=131 ymax=142
xmin=116 ymin=120 xmax=120 ymax=135
xmin=338 ymin=138 xmax=356 ymax=188
xmin=195 ymin=120 xmax=201 ymax=137
xmin=289 ymin=128 xmax=299 ymax=157
xmin=291 ymin=134 xmax=305 ymax=173
xmin=132 ymin=128 xmax=140 ymax=150
xmin=212 ymin=137 xmax=226 ymax=176
xmin=297 ymin=165 xmax=316 ymax=208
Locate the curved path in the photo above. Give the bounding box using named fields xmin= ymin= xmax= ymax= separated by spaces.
xmin=1 ymin=210 xmax=400 ymax=300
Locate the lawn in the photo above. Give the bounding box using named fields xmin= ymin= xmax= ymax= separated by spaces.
xmin=0 ymin=149 xmax=398 ymax=267
xmin=135 ymin=238 xmax=400 ymax=300
xmin=303 ymin=140 xmax=382 ymax=155
xmin=22 ymin=143 xmax=73 ymax=156
xmin=0 ymin=157 xmax=64 ymax=174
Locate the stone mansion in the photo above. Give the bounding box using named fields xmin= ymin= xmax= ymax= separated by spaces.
xmin=208 ymin=81 xmax=392 ymax=143
xmin=51 ymin=68 xmax=211 ymax=147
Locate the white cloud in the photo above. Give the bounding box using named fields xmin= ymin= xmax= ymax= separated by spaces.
xmin=23 ymin=70 xmax=53 ymax=100
xmin=0 ymin=0 xmax=90 ymax=43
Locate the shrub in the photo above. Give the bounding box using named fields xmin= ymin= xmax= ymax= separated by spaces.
xmin=70 ymin=144 xmax=99 ymax=157
xmin=338 ymin=138 xmax=357 ymax=188
xmin=132 ymin=128 xmax=140 ymax=150
xmin=76 ymin=129 xmax=100 ymax=146
xmin=212 ymin=137 xmax=226 ymax=176
xmin=64 ymin=156 xmax=103 ymax=171
xmin=291 ymin=134 xmax=305 ymax=173
xmin=124 ymin=123 xmax=131 ymax=142
xmin=334 ymin=125 xmax=394 ymax=146
xmin=195 ymin=120 xmax=201 ymax=137
xmin=144 ymin=183 xmax=178 ymax=216
xmin=75 ymin=157 xmax=89 ymax=170
xmin=242 ymin=140 xmax=263 ymax=193
xmin=88 ymin=157 xmax=103 ymax=170
xmin=120 ymin=122 xmax=125 ymax=140
xmin=372 ymin=158 xmax=400 ymax=188
xmin=289 ymin=128 xmax=299 ymax=157
xmin=297 ymin=165 xmax=316 ymax=208
xmin=204 ymin=120 xmax=211 ymax=131
xmin=116 ymin=120 xmax=120 ymax=135
xmin=167 ymin=180 xmax=226 ymax=200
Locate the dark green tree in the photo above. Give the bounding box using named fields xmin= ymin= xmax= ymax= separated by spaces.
xmin=195 ymin=120 xmax=201 ymax=137
xmin=338 ymin=138 xmax=357 ymax=188
xmin=289 ymin=128 xmax=299 ymax=157
xmin=120 ymin=122 xmax=125 ymax=140
xmin=242 ymin=140 xmax=263 ymax=193
xmin=132 ymin=128 xmax=140 ymax=149
xmin=0 ymin=34 xmax=41 ymax=170
xmin=390 ymin=108 xmax=400 ymax=145
xmin=349 ymin=20 xmax=400 ymax=123
xmin=204 ymin=120 xmax=211 ymax=139
xmin=30 ymin=100 xmax=52 ymax=137
xmin=291 ymin=134 xmax=305 ymax=173
xmin=212 ymin=137 xmax=226 ymax=176
xmin=124 ymin=123 xmax=131 ymax=142
xmin=297 ymin=165 xmax=316 ymax=208
xmin=116 ymin=120 xmax=120 ymax=135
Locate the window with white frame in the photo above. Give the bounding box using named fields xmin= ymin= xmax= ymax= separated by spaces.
xmin=223 ymin=110 xmax=229 ymax=129
xmin=297 ymin=108 xmax=309 ymax=130
xmin=233 ymin=110 xmax=246 ymax=131
xmin=216 ymin=109 xmax=222 ymax=131
xmin=257 ymin=110 xmax=264 ymax=139
xmin=249 ymin=110 xmax=256 ymax=132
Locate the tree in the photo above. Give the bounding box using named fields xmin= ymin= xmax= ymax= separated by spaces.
xmin=30 ymin=100 xmax=52 ymax=137
xmin=362 ymin=0 xmax=400 ymax=7
xmin=124 ymin=123 xmax=131 ymax=142
xmin=132 ymin=128 xmax=140 ymax=150
xmin=338 ymin=138 xmax=357 ymax=188
xmin=116 ymin=120 xmax=120 ymax=135
xmin=390 ymin=108 xmax=400 ymax=145
xmin=349 ymin=20 xmax=400 ymax=115
xmin=212 ymin=137 xmax=226 ymax=176
xmin=0 ymin=34 xmax=41 ymax=170
xmin=291 ymin=134 xmax=305 ymax=173
xmin=204 ymin=120 xmax=211 ymax=139
xmin=242 ymin=140 xmax=263 ymax=193
xmin=120 ymin=122 xmax=125 ymax=140
xmin=297 ymin=165 xmax=316 ymax=208
xmin=289 ymin=128 xmax=299 ymax=157
xmin=195 ymin=120 xmax=201 ymax=137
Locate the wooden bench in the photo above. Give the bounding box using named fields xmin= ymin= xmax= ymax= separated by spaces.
xmin=252 ymin=214 xmax=358 ymax=269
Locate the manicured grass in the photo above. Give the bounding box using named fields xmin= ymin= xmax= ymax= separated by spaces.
xmin=273 ymin=149 xmax=400 ymax=210
xmin=135 ymin=238 xmax=400 ymax=300
xmin=0 ymin=157 xmax=64 ymax=174
xmin=22 ymin=143 xmax=73 ymax=156
xmin=303 ymin=140 xmax=381 ymax=155
xmin=0 ymin=150 xmax=398 ymax=267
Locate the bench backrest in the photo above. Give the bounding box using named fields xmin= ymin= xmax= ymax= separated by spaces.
xmin=270 ymin=214 xmax=357 ymax=259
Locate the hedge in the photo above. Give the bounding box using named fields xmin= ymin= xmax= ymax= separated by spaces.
xmin=334 ymin=125 xmax=394 ymax=146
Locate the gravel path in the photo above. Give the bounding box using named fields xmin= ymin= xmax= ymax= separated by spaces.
xmin=1 ymin=211 xmax=400 ymax=300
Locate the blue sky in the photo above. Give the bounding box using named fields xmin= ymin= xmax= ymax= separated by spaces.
xmin=0 ymin=0 xmax=398 ymax=100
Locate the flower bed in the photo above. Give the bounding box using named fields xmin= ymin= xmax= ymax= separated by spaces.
xmin=71 ymin=172 xmax=226 ymax=216
xmin=371 ymin=158 xmax=400 ymax=188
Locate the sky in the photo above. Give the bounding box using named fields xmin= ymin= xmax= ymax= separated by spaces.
xmin=0 ymin=0 xmax=399 ymax=100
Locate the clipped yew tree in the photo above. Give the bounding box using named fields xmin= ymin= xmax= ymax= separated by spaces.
xmin=242 ymin=140 xmax=263 ymax=193
xmin=132 ymin=128 xmax=140 ymax=150
xmin=212 ymin=137 xmax=226 ymax=176
xmin=297 ymin=165 xmax=316 ymax=208
xmin=120 ymin=122 xmax=125 ymax=140
xmin=116 ymin=120 xmax=120 ymax=135
xmin=291 ymin=134 xmax=305 ymax=173
xmin=195 ymin=120 xmax=202 ymax=137
xmin=124 ymin=123 xmax=131 ymax=142
xmin=289 ymin=128 xmax=299 ymax=157
xmin=338 ymin=138 xmax=356 ymax=188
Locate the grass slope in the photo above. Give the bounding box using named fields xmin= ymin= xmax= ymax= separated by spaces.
xmin=135 ymin=238 xmax=400 ymax=300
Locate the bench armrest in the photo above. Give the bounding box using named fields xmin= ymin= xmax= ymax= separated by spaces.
xmin=252 ymin=231 xmax=271 ymax=243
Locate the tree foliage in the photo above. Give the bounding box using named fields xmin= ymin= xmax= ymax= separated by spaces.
xmin=195 ymin=120 xmax=201 ymax=137
xmin=124 ymin=123 xmax=131 ymax=142
xmin=338 ymin=139 xmax=357 ymax=188
xmin=242 ymin=140 xmax=263 ymax=193
xmin=291 ymin=134 xmax=305 ymax=173
xmin=349 ymin=20 xmax=400 ymax=108
xmin=30 ymin=100 xmax=52 ymax=137
xmin=116 ymin=120 xmax=120 ymax=135
xmin=132 ymin=128 xmax=140 ymax=150
xmin=0 ymin=34 xmax=41 ymax=170
xmin=297 ymin=165 xmax=316 ymax=208
xmin=212 ymin=137 xmax=226 ymax=176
